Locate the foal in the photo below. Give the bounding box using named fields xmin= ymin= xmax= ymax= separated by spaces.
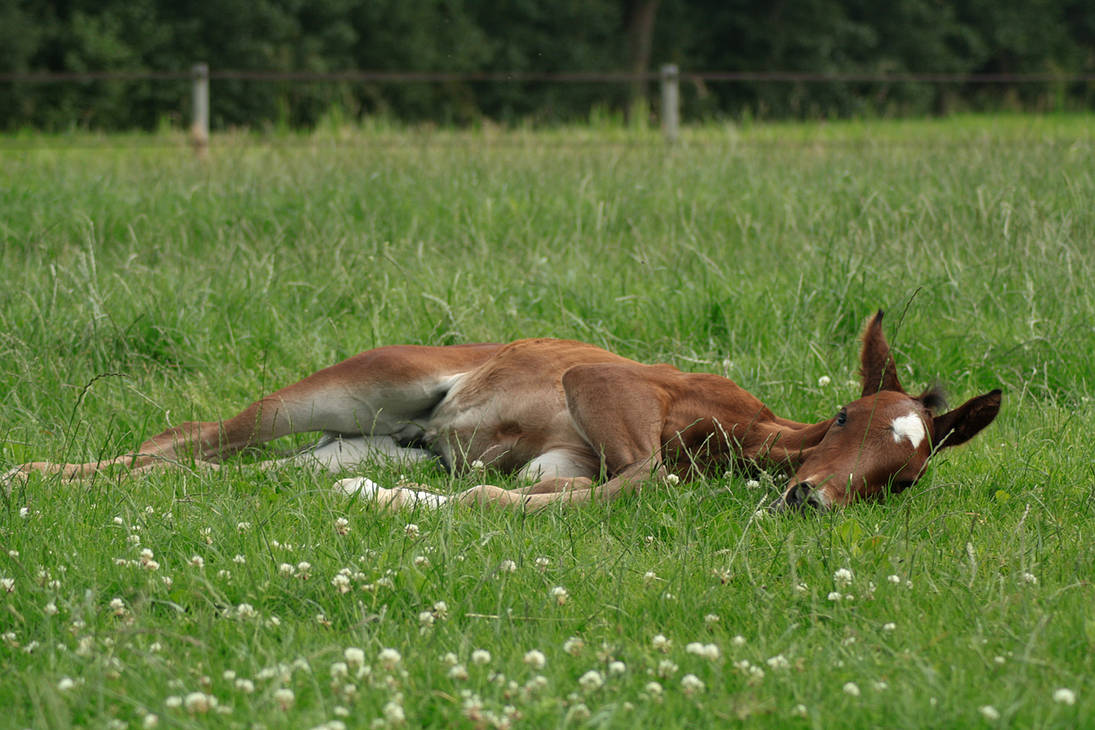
xmin=6 ymin=311 xmax=1000 ymax=511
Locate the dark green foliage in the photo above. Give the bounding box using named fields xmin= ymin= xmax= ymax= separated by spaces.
xmin=0 ymin=0 xmax=1092 ymax=130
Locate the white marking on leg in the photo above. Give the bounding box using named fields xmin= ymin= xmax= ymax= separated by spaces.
xmin=519 ymin=448 xmax=592 ymax=481
xmin=891 ymin=413 xmax=926 ymax=449
xmin=333 ymin=477 xmax=383 ymax=498
xmin=280 ymin=434 xmax=433 ymax=473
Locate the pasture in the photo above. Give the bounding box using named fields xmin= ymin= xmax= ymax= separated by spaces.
xmin=1 ymin=116 xmax=1093 ymax=728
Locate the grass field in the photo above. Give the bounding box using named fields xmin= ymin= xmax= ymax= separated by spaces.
xmin=1 ymin=115 xmax=1093 ymax=729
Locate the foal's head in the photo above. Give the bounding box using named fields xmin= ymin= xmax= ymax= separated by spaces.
xmin=771 ymin=311 xmax=1001 ymax=511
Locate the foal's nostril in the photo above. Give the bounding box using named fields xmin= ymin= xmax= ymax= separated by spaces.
xmin=786 ymin=482 xmax=814 ymax=507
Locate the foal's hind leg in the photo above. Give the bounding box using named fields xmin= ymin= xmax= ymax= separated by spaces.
xmin=5 ymin=343 xmax=500 ymax=482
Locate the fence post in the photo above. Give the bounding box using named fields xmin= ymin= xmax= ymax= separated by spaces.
xmin=660 ymin=64 xmax=679 ymax=144
xmin=190 ymin=63 xmax=209 ymax=157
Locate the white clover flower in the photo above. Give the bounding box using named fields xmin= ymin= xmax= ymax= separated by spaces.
xmin=334 ymin=517 xmax=350 ymax=535
xmin=994 ymin=655 xmax=1006 ymax=665
xmin=883 ymin=622 xmax=896 ymax=631
xmin=330 ymin=662 xmax=348 ymax=679
xmin=273 ymin=688 xmax=294 ymax=710
xmin=448 ymin=664 xmax=469 ymax=680
xmin=563 ymin=636 xmax=584 ymax=655
xmin=1020 ymin=572 xmax=1038 ymax=585
xmin=578 ymin=670 xmax=604 ymax=692
xmin=979 ymin=705 xmax=1000 ymax=721
xmin=236 ymin=603 xmax=256 ymax=619
xmin=681 ymin=674 xmax=705 ymax=695
xmin=57 ymin=677 xmax=76 ymax=691
xmin=791 ymin=704 xmax=808 ymax=718
xmin=109 ymin=598 xmax=127 ymax=616
xmin=1 ymin=577 xmax=15 ymax=593
xmin=470 ymin=460 xmax=485 ymax=470
xmin=550 ymin=586 xmax=569 ymax=605
xmin=383 ymin=700 xmax=405 ymax=724
xmin=843 ymin=682 xmax=861 ymax=697
xmin=413 ymin=555 xmax=430 ymax=568
xmin=471 ymin=649 xmax=491 ymax=665
xmin=378 ymin=648 xmax=402 ymax=670
xmin=432 ymin=601 xmax=448 ymax=619
xmin=652 ymin=634 xmax=671 ymax=652
xmin=656 ymin=659 xmax=678 ymax=677
xmin=643 ymin=571 xmax=659 ymax=585
xmin=236 ymin=521 xmax=252 ymax=532
xmin=164 ymin=696 xmax=182 ymax=708
xmin=818 ymin=375 xmax=832 ymax=387
xmin=746 ymin=479 xmax=761 ymax=489
xmin=645 ymin=681 xmax=663 ymax=696
xmin=184 ymin=692 xmax=216 ymax=713
xmin=522 ymin=649 xmax=546 ymax=669
xmin=704 ymin=613 xmax=720 ymax=626
xmin=499 ymin=559 xmax=517 ymax=573
xmin=232 ymin=554 xmax=246 ymax=564
xmin=566 ymin=704 xmax=591 ymax=722
xmin=404 ymin=523 xmax=420 ymax=538
xmin=188 ymin=555 xmax=204 ymax=569
xmin=295 ymin=561 xmax=312 ymax=579
xmin=234 ymin=678 xmax=255 ymax=694
xmin=685 ymin=642 xmax=720 ymax=661
xmin=827 ymin=591 xmax=843 ymax=601
xmin=731 ymin=635 xmax=747 ymax=646
xmin=665 ymin=473 xmax=680 ymax=485
xmin=887 ymin=574 xmax=902 ymax=584
xmin=419 ymin=611 xmax=435 ymax=628
xmin=767 ymin=654 xmax=790 ymax=670
xmin=142 ymin=713 xmax=159 ymax=728
xmin=535 ymin=557 xmax=551 ymax=571
xmin=1053 ymin=688 xmax=1076 ymax=706
xmin=833 ymin=568 xmax=854 ymax=587
xmin=331 ymin=573 xmax=351 ymax=594
xmin=19 ymin=507 xmax=30 ymax=518
xmin=344 ymin=647 xmax=365 ymax=668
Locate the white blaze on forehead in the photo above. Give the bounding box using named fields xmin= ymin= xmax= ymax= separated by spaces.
xmin=891 ymin=413 xmax=926 ymax=449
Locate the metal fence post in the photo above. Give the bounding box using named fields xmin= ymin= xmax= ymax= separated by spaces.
xmin=660 ymin=64 xmax=679 ymax=143
xmin=191 ymin=63 xmax=209 ymax=157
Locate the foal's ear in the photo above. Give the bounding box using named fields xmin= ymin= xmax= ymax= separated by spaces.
xmin=859 ymin=310 xmax=904 ymax=396
xmin=932 ymin=389 xmax=1002 ymax=449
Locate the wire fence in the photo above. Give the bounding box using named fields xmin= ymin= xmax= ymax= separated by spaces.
xmin=2 ymin=66 xmax=1093 ymax=153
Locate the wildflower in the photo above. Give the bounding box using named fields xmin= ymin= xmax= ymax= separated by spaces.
xmin=645 ymin=681 xmax=663 ymax=697
xmin=109 ymin=598 xmax=127 ymax=616
xmin=566 ymin=704 xmax=591 ymax=722
xmin=1053 ymin=688 xmax=1076 ymax=706
xmin=579 ymin=670 xmax=605 ymax=692
xmin=535 ymin=557 xmax=551 ymax=571
xmin=818 ymin=375 xmax=832 ymax=387
xmin=979 ymin=705 xmax=1000 ymax=721
xmin=746 ymin=479 xmax=761 ymax=489
xmin=273 ymin=688 xmax=294 ymax=710
xmin=887 ymin=574 xmax=902 ymax=584
xmin=608 ymin=661 xmax=626 ymax=675
xmin=643 ymin=571 xmax=659 ymax=585
xmin=344 ymin=647 xmax=365 ymax=668
xmin=665 ymin=473 xmax=680 ymax=485
xmin=563 ymin=637 xmax=584 ymax=655
xmin=236 ymin=521 xmax=252 ymax=531
xmin=1 ymin=577 xmax=15 ymax=593
xmin=843 ymin=682 xmax=861 ymax=697
xmin=57 ymin=677 xmax=76 ymax=691
xmin=432 ymin=601 xmax=449 ymax=619
xmin=232 ymin=554 xmax=246 ymax=564
xmin=331 ymin=573 xmax=352 ymax=594
xmin=234 ymin=678 xmax=255 ymax=694
xmin=828 ymin=591 xmax=843 ymax=601
xmin=550 ymin=586 xmax=569 ymax=605
xmin=652 ymin=634 xmax=671 ymax=652
xmin=19 ymin=507 xmax=30 ymax=518
xmin=470 ymin=460 xmax=485 ymax=470
xmin=833 ymin=568 xmax=854 ymax=587
xmin=413 ymin=555 xmax=430 ymax=568
xmin=184 ymin=692 xmax=216 ymax=713
xmin=685 ymin=642 xmax=720 ymax=661
xmin=681 ymin=674 xmax=705 ymax=695
xmin=471 ymin=649 xmax=491 ymax=665
xmin=296 ymin=561 xmax=312 ymax=579
xmin=236 ymin=603 xmax=257 ymax=619
xmin=523 ymin=649 xmax=546 ymax=669
xmin=142 ymin=713 xmax=159 ymax=728
xmin=199 ymin=527 xmax=213 ymax=544
xmin=731 ymin=635 xmax=746 ymax=646
xmin=383 ymin=700 xmax=405 ymax=724
xmin=334 ymin=517 xmax=350 ymax=535
xmin=419 ymin=611 xmax=435 ymax=628
xmin=499 ymin=559 xmax=517 ymax=573
xmin=767 ymin=654 xmax=790 ymax=670
xmin=883 ymin=622 xmax=896 ymax=631
xmin=1020 ymin=572 xmax=1038 ymax=585
xmin=704 ymin=613 xmax=720 ymax=626
xmin=448 ymin=664 xmax=469 ymax=680
xmin=165 ymin=696 xmax=182 ymax=708
xmin=791 ymin=704 xmax=808 ymax=718
xmin=404 ymin=523 xmax=420 ymax=538
xmin=378 ymin=648 xmax=402 ymax=670
xmin=656 ymin=659 xmax=678 ymax=677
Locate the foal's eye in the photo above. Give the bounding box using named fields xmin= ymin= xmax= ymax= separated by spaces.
xmin=836 ymin=409 xmax=847 ymax=426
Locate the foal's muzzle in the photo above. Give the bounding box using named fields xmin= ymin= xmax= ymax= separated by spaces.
xmin=770 ymin=482 xmax=827 ymax=512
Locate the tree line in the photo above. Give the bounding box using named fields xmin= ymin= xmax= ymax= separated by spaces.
xmin=1 ymin=0 xmax=1092 ymax=131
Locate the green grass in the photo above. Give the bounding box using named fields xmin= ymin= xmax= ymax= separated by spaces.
xmin=2 ymin=116 xmax=1094 ymax=728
